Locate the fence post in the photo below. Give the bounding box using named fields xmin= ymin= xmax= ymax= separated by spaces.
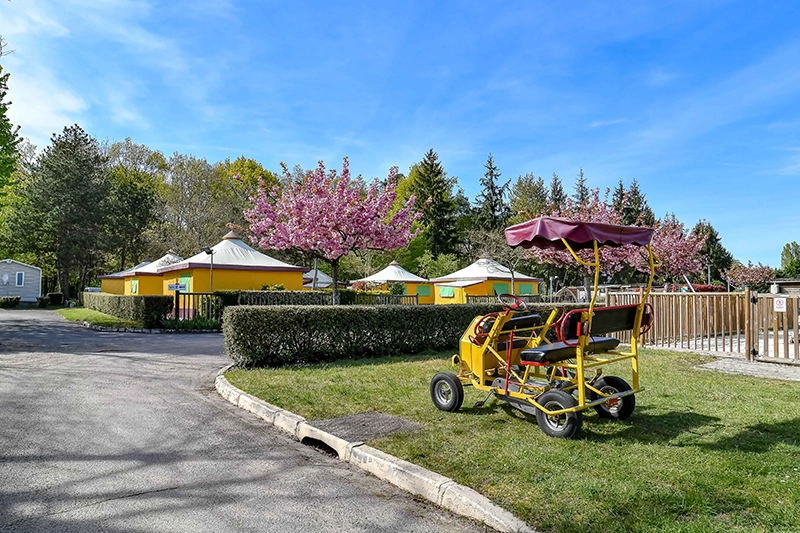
xmin=744 ymin=287 xmax=752 ymax=361
xmin=175 ymin=290 xmax=180 ymax=320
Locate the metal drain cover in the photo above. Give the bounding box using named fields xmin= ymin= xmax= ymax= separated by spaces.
xmin=313 ymin=412 xmax=421 ymax=442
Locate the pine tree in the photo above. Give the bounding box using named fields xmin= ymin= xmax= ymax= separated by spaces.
xmin=572 ymin=167 xmax=590 ymax=205
xmin=549 ymin=173 xmax=566 ymax=211
xmin=0 ymin=65 xmax=21 ymax=190
xmin=474 ymin=153 xmax=511 ymax=230
xmin=509 ymin=172 xmax=548 ymax=223
xmin=612 ymin=178 xmax=626 ymax=215
xmin=621 ymin=179 xmax=655 ymax=226
xmin=408 ymin=149 xmax=459 ymax=257
xmin=692 ymin=219 xmax=733 ymax=282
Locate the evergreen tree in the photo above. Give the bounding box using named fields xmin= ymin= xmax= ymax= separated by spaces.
xmin=8 ymin=125 xmax=111 ymax=298
xmin=572 ymin=167 xmax=590 ymax=205
xmin=612 ymin=178 xmax=626 ymax=215
xmin=474 ymin=153 xmax=511 ymax=230
xmin=623 ymin=179 xmax=655 ymax=226
xmin=408 ymin=149 xmax=459 ymax=257
xmin=549 ymin=173 xmax=566 ymax=210
xmin=781 ymin=241 xmax=800 ymax=269
xmin=692 ymin=219 xmax=733 ymax=283
xmin=509 ymin=172 xmax=548 ymax=223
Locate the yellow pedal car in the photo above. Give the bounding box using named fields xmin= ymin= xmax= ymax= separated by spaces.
xmin=430 ymin=216 xmax=659 ymax=438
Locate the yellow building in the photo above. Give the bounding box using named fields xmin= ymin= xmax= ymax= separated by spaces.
xmin=123 ymin=253 xmax=183 ymax=295
xmin=430 ymin=258 xmax=542 ymax=305
xmin=158 ymin=231 xmax=308 ymax=294
xmin=353 ymin=260 xmax=434 ymax=304
xmin=98 ymin=260 xmax=152 ymax=295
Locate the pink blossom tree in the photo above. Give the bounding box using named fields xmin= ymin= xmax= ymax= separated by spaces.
xmin=245 ymin=158 xmax=420 ymax=304
xmin=722 ymin=261 xmax=774 ymax=291
xmin=629 ymin=213 xmax=707 ymax=282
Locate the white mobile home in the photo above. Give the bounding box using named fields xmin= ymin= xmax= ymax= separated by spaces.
xmin=0 ymin=259 xmax=42 ymax=302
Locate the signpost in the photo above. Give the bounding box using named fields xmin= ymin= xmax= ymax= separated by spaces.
xmin=168 ymin=283 xmax=187 ymax=291
xmin=774 ymin=297 xmax=787 ymax=313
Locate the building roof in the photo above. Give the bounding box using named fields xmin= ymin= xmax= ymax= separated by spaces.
xmin=430 ymin=258 xmax=542 ymax=283
xmin=1 ymin=258 xmax=43 ymax=272
xmin=98 ymin=260 xmax=152 ymax=279
xmin=158 ymin=231 xmax=308 ymax=273
xmin=125 ymin=254 xmax=184 ymax=277
xmin=303 ymin=268 xmax=333 ymax=288
xmin=354 ymin=260 xmax=428 ymax=284
xmin=434 ymin=280 xmax=483 ymax=288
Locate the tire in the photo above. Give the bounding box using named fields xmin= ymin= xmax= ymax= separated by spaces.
xmin=535 ymin=390 xmax=582 ymax=439
xmin=589 ymin=376 xmax=635 ymax=420
xmin=430 ymin=372 xmax=464 ymax=412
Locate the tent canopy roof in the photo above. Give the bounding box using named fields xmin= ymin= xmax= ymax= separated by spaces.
xmin=505 ymin=216 xmax=655 ymax=251
xmin=159 ymin=232 xmax=307 ymax=273
xmin=430 ymin=258 xmax=541 ymax=283
xmin=98 ymin=260 xmax=152 ymax=279
xmin=354 ymin=260 xmax=428 ymax=284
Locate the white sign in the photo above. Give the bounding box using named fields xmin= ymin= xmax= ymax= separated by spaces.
xmin=168 ymin=283 xmax=187 ymax=291
xmin=774 ymin=297 xmax=787 ymax=313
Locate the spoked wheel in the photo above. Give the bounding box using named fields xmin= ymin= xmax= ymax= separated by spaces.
xmin=430 ymin=372 xmax=464 ymax=412
xmin=535 ymin=390 xmax=582 ymax=438
xmin=589 ymin=375 xmax=635 ymax=420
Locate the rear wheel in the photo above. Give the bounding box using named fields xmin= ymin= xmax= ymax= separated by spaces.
xmin=590 ymin=376 xmax=635 ymax=420
xmin=535 ymin=390 xmax=582 ymax=438
xmin=430 ymin=372 xmax=464 ymax=412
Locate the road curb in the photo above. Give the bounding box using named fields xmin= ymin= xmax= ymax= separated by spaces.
xmin=215 ymin=367 xmax=535 ymax=533
xmin=83 ymin=322 xmax=219 ymax=334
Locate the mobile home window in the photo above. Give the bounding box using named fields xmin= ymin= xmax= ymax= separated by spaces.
xmin=15 ymin=272 xmax=24 ymax=286
xmin=416 ymin=285 xmax=431 ymax=297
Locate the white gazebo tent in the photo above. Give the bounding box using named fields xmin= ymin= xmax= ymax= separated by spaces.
xmin=354 ymin=260 xmax=428 ymax=285
xmin=303 ymin=267 xmax=333 ymax=289
xmin=430 ymin=257 xmax=542 ymax=304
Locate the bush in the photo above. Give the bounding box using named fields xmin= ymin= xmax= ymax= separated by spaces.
xmin=37 ymin=296 xmax=49 ymax=308
xmin=0 ymin=296 xmax=21 ymax=309
xmin=223 ymin=302 xmax=581 ymax=368
xmin=82 ymin=292 xmax=173 ymax=328
xmin=260 ymin=283 xmax=285 ymax=291
xmin=239 ymin=290 xmax=331 ymax=306
xmin=47 ymin=292 xmax=64 ymax=306
xmin=162 ymin=316 xmax=221 ymax=330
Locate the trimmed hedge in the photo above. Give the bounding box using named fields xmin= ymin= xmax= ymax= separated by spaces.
xmin=47 ymin=292 xmax=64 ymax=306
xmin=237 ymin=290 xmax=330 ymax=306
xmin=82 ymin=292 xmax=173 ymax=328
xmin=223 ymin=302 xmax=582 ymax=368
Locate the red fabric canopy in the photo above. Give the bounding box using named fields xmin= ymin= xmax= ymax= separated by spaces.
xmin=505 ymin=216 xmax=655 ymax=251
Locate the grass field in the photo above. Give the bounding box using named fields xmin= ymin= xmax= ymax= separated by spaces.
xmin=227 ymin=349 xmax=800 ymax=533
xmin=57 ymin=307 xmax=143 ymax=328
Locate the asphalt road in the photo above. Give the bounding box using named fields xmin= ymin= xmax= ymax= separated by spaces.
xmin=0 ymin=310 xmax=487 ymax=532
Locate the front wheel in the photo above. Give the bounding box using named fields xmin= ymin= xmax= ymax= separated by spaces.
xmin=430 ymin=372 xmax=464 ymax=412
xmin=535 ymin=390 xmax=582 ymax=438
xmin=589 ymin=376 xmax=635 ymax=420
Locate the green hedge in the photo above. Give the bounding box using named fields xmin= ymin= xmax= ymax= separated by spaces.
xmin=236 ymin=290 xmax=330 ymax=306
xmin=0 ymin=296 xmax=21 ymax=309
xmin=82 ymin=292 xmax=173 ymax=328
xmin=223 ymin=302 xmax=581 ymax=368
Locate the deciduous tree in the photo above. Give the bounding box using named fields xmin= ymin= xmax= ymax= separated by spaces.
xmin=781 ymin=241 xmax=800 ymax=269
xmin=509 ymin=172 xmax=548 ymax=223
xmin=0 ymin=65 xmax=21 ymax=192
xmin=723 ymin=261 xmax=774 ymax=291
xmin=246 ymin=158 xmax=420 ymax=303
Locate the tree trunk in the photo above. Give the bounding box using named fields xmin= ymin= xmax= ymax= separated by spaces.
xmin=58 ymin=267 xmax=70 ymax=301
xmin=583 ymin=274 xmax=592 ymax=303
xmin=331 ymin=258 xmax=340 ymax=305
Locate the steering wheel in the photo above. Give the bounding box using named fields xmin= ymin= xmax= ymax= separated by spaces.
xmin=497 ymin=293 xmax=528 ymax=312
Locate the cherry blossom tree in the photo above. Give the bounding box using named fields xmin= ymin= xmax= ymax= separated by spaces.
xmin=630 ymin=213 xmax=707 ymax=282
xmin=722 ymin=261 xmax=774 ymax=291
xmin=245 ymin=158 xmax=420 ymax=304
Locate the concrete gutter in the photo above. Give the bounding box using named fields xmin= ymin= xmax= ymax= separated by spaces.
xmin=215 ymin=367 xmax=535 ymax=533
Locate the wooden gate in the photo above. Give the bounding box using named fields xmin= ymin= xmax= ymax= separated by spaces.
xmin=745 ymin=291 xmax=799 ymax=363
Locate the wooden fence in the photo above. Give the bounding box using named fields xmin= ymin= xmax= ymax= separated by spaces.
xmin=605 ymin=290 xmax=799 ymax=363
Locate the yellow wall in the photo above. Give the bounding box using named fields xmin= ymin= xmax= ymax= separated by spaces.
xmin=161 ymin=267 xmax=305 ymax=295
xmin=404 ymin=282 xmax=435 ymax=304
xmin=123 ymin=275 xmax=164 ymax=295
xmin=100 ymin=278 xmax=124 ymax=295
xmin=434 ymin=280 xmax=539 ymax=305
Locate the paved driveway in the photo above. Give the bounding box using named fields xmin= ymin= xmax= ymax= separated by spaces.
xmin=0 ymin=310 xmax=486 ymax=532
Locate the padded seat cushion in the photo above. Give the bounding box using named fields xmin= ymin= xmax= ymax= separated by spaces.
xmin=520 ymin=337 xmax=620 ymax=364
xmin=496 ymin=338 xmax=528 ymax=352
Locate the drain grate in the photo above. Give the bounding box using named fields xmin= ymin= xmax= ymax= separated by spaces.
xmin=312 ymin=411 xmax=421 ymax=442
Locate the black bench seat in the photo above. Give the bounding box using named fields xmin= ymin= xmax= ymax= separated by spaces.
xmin=520 ymin=337 xmax=620 ymax=364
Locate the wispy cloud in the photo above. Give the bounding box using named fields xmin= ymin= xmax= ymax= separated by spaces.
xmin=590 ymin=118 xmax=626 ymax=128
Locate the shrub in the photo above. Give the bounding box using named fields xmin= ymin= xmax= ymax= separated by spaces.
xmin=47 ymin=292 xmax=64 ymax=306
xmin=37 ymin=296 xmax=49 ymax=308
xmin=82 ymin=292 xmax=173 ymax=328
xmin=223 ymin=302 xmax=581 ymax=368
xmin=260 ymin=283 xmax=285 ymax=291
xmin=238 ymin=290 xmax=331 ymax=306
xmin=0 ymin=296 xmax=21 ymax=309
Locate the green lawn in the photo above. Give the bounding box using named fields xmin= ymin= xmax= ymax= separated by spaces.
xmin=57 ymin=307 xmax=143 ymax=328
xmin=227 ymin=350 xmax=800 ymax=533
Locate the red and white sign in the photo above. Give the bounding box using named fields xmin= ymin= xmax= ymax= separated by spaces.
xmin=774 ymin=297 xmax=787 ymax=313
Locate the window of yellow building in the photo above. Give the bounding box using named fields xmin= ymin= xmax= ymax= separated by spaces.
xmin=417 ymin=285 xmax=431 ymax=297
xmin=439 ymin=286 xmax=455 ymax=298
xmin=180 ymin=274 xmax=191 ymax=291
xmin=493 ymin=282 xmax=509 ymax=295
xmin=519 ymin=283 xmax=533 ymax=295
xmin=131 ymin=279 xmax=139 ymax=294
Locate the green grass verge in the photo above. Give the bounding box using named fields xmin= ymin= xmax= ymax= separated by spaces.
xmin=227 ymin=350 xmax=800 ymax=533
xmin=57 ymin=307 xmax=143 ymax=328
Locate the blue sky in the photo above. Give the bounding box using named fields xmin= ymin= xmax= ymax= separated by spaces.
xmin=3 ymin=0 xmax=800 ymax=267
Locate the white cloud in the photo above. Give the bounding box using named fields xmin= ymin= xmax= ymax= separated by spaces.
xmin=5 ymin=67 xmax=88 ymax=148
xmin=590 ymin=118 xmax=626 ymax=128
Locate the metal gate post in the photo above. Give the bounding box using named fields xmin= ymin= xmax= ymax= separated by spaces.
xmin=175 ymin=290 xmax=180 ymax=320
xmin=744 ymin=287 xmax=752 ymax=361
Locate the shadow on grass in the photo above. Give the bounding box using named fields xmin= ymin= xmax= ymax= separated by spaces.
xmin=697 ymin=416 xmax=800 ymax=452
